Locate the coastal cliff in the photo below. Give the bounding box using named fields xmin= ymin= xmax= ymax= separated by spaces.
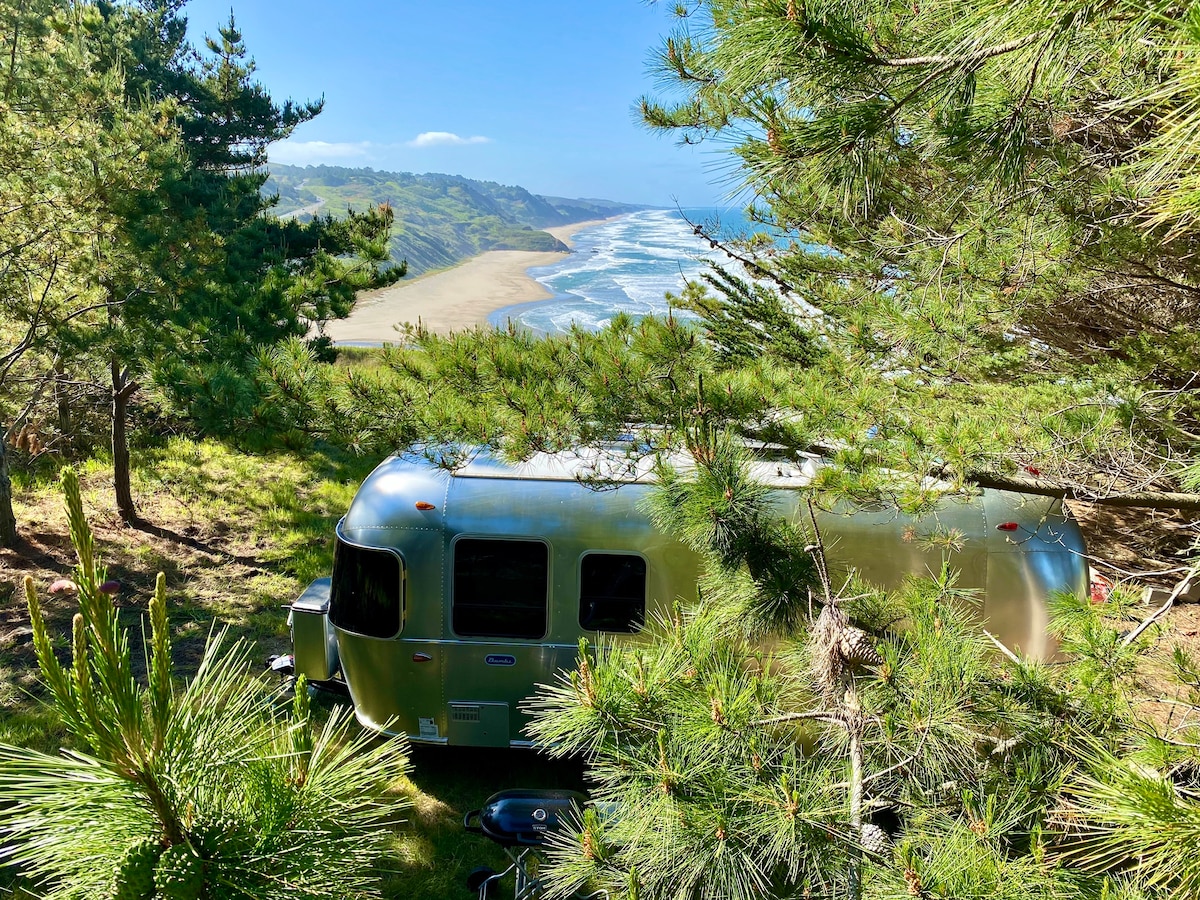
xmin=265 ymin=164 xmax=646 ymax=275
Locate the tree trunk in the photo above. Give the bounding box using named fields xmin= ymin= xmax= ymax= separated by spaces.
xmin=54 ymin=356 xmax=71 ymax=445
xmin=0 ymin=433 xmax=18 ymax=547
xmin=111 ymin=359 xmax=137 ymax=524
xmin=964 ymin=469 xmax=1200 ymax=511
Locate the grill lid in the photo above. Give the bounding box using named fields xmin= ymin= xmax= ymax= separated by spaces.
xmin=464 ymin=789 xmax=588 ymax=847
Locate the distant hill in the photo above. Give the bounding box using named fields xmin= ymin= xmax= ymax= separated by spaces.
xmin=263 ymin=164 xmax=649 ymax=275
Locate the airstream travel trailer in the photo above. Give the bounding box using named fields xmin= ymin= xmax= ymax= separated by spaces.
xmin=288 ymin=447 xmax=1088 ymax=748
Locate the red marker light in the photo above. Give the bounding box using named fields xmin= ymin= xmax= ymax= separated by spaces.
xmin=996 ymin=522 xmax=1019 ymax=531
xmin=412 ymin=653 xmax=432 ymax=663
xmin=415 ymin=501 xmax=436 ymax=511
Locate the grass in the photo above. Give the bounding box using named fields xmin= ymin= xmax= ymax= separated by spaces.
xmin=0 ymin=435 xmax=586 ymax=899
xmin=335 ymin=345 xmax=389 ymax=369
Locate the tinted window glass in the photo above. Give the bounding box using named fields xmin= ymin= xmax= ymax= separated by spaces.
xmin=453 ymin=539 xmax=547 ymax=639
xmin=580 ymin=554 xmax=646 ymax=633
xmin=329 ymin=538 xmax=402 ymax=638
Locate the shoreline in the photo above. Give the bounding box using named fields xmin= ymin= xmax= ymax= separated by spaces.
xmin=322 ymin=217 xmax=614 ymax=344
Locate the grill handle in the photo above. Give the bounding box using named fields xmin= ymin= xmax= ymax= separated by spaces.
xmin=463 ymin=809 xmax=483 ymax=834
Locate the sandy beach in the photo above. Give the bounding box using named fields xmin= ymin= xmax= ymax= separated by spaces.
xmin=322 ymin=219 xmax=610 ymax=344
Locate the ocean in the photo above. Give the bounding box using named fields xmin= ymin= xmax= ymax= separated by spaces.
xmin=488 ymin=207 xmax=747 ymax=334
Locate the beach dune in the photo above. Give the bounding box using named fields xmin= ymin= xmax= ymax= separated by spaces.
xmin=321 ymin=220 xmax=606 ymax=344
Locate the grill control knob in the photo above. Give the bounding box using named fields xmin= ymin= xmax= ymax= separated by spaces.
xmin=532 ymin=808 xmax=547 ymax=822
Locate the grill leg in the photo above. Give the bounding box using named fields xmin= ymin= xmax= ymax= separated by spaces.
xmin=512 ymin=848 xmax=543 ymax=900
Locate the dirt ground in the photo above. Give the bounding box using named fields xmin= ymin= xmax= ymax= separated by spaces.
xmin=1067 ymin=500 xmax=1200 ymax=730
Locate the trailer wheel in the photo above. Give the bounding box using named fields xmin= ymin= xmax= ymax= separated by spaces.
xmin=466 ymin=866 xmax=498 ymax=897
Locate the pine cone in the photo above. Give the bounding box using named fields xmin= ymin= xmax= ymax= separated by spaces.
xmin=903 ymin=867 xmax=923 ymax=896
xmin=839 ymin=627 xmax=884 ymax=668
xmin=190 ymin=815 xmax=249 ymax=860
xmin=111 ymin=838 xmax=161 ymax=900
xmin=809 ymin=604 xmax=848 ymax=694
xmin=860 ymin=823 xmax=890 ymax=855
xmin=154 ymin=842 xmax=205 ymax=900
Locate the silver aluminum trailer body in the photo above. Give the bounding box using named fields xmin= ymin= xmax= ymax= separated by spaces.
xmin=290 ymin=449 xmax=1088 ymax=748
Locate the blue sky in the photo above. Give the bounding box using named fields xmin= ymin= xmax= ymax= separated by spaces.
xmin=182 ymin=0 xmax=736 ymax=207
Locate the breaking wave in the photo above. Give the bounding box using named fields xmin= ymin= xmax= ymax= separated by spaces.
xmin=488 ymin=208 xmax=745 ymax=334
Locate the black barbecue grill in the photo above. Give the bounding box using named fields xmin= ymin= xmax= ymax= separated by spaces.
xmin=464 ymin=789 xmax=602 ymax=900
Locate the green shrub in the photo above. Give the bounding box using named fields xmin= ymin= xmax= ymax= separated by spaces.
xmin=0 ymin=468 xmax=410 ymax=899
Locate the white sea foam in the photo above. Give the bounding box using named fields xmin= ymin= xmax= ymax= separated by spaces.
xmin=610 ymin=273 xmax=687 ymax=305
xmin=489 ymin=207 xmax=747 ymax=334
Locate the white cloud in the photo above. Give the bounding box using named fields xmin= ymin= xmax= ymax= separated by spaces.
xmin=406 ymin=131 xmax=493 ymax=148
xmin=268 ymin=140 xmax=373 ymax=165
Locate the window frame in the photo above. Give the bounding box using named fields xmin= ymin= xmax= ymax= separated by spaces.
xmin=328 ymin=522 xmax=406 ymax=641
xmin=450 ymin=535 xmax=551 ymax=640
xmin=577 ymin=550 xmax=648 ymax=634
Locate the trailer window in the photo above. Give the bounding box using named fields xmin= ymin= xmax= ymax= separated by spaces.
xmin=453 ymin=539 xmax=547 ymax=639
xmin=579 ymin=553 xmax=646 ymax=633
xmin=329 ymin=538 xmax=403 ymax=639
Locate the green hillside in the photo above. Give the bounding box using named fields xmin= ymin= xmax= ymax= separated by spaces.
xmin=263 ymin=164 xmax=647 ymax=275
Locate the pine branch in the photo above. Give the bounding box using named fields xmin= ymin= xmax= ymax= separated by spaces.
xmin=148 ymin=573 xmax=171 ymax=755
xmin=982 ymin=628 xmax=1022 ymax=664
xmin=0 ymin=256 xmax=56 ymax=381
xmin=748 ymin=430 xmax=1200 ymax=512
xmin=875 ymin=33 xmax=1043 ymax=68
xmin=1121 ymin=566 xmax=1197 ymax=647
xmin=846 ymin=690 xmax=864 ymax=900
xmin=964 ymin=469 xmax=1200 ymax=511
xmin=681 ymin=213 xmax=804 ymax=297
xmin=752 ymin=709 xmax=845 ymax=727
xmin=24 ymin=576 xmax=75 ymax=724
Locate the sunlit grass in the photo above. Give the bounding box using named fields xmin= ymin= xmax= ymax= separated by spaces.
xmin=2 ymin=437 xmax=375 ymax=734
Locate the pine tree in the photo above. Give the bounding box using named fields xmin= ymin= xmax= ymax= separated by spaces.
xmin=0 ymin=0 xmax=169 ymax=544
xmin=632 ymin=0 xmax=1200 ymax=508
xmin=73 ymin=2 xmax=402 ymax=521
xmin=0 ymin=0 xmax=403 ymax=526
xmin=523 ymin=447 xmax=1186 ymax=900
